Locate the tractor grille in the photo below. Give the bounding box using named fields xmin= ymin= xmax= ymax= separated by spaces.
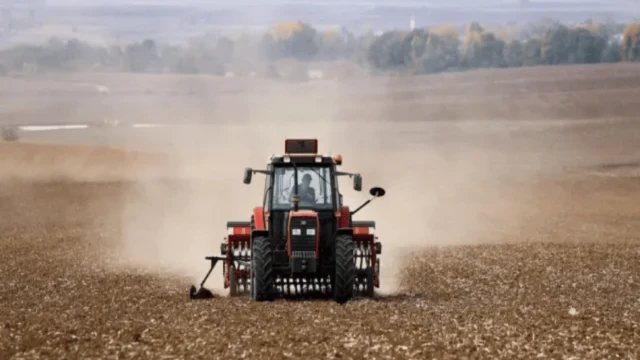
xmin=290 ymin=217 xmax=317 ymax=253
xmin=291 ymin=251 xmax=316 ymax=258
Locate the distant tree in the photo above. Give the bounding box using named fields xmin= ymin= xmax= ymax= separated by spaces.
xmin=366 ymin=30 xmax=411 ymax=70
xmin=413 ymin=29 xmax=460 ymax=73
xmin=462 ymin=23 xmax=507 ymax=68
xmin=215 ymin=37 xmax=234 ymax=64
xmin=503 ymin=40 xmax=524 ymax=67
xmin=540 ymin=25 xmax=607 ymax=64
xmin=263 ymin=21 xmax=319 ymax=60
xmin=317 ymin=28 xmax=347 ymax=60
xmin=622 ymin=23 xmax=640 ymax=61
xmin=124 ymin=39 xmax=160 ymax=72
xmin=352 ymin=30 xmax=377 ymax=66
xmin=601 ymin=40 xmax=622 ymax=63
xmin=523 ymin=38 xmax=543 ymax=66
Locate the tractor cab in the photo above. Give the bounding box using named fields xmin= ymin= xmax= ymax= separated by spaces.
xmin=243 ymin=138 xmax=362 ymax=212
xmin=243 ymin=139 xmax=363 ymax=260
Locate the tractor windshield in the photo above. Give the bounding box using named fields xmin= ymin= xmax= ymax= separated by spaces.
xmin=272 ymin=166 xmax=334 ymax=210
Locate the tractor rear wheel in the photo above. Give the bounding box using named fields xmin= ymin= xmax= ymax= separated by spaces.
xmin=333 ymin=234 xmax=355 ymax=304
xmin=251 ymin=236 xmax=274 ymax=301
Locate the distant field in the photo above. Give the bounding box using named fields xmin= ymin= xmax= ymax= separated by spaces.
xmin=2 ymin=63 xmax=640 ymax=127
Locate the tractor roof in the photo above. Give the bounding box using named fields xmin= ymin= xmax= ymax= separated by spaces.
xmin=268 ymin=139 xmax=343 ymax=166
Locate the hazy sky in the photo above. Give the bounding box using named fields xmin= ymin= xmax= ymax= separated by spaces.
xmin=44 ymin=0 xmax=635 ymax=6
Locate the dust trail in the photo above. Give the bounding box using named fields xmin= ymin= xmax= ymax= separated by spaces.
xmin=113 ymin=79 xmax=365 ymax=293
xmin=110 ymin=74 xmax=553 ymax=296
xmin=1 ymin=75 xmax=564 ymax=298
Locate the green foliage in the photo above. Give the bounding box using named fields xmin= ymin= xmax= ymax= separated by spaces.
xmin=367 ymin=31 xmax=412 ymax=70
xmin=523 ymin=38 xmax=543 ymax=66
xmin=410 ymin=29 xmax=460 ymax=73
xmin=540 ymin=25 xmax=607 ymax=65
xmin=124 ymin=39 xmax=160 ymax=72
xmin=503 ymin=40 xmax=524 ymax=67
xmin=601 ymin=41 xmax=622 ymax=63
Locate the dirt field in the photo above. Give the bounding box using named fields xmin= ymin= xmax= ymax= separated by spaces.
xmin=2 ymin=63 xmax=640 ymax=359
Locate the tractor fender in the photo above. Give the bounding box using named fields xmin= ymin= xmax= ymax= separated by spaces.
xmin=335 ymin=227 xmax=353 ymax=238
xmin=251 ymin=229 xmax=269 ymax=241
xmin=253 ymin=207 xmax=266 ymax=230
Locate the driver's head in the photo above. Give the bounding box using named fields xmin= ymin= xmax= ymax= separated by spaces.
xmin=301 ymin=173 xmax=312 ymax=188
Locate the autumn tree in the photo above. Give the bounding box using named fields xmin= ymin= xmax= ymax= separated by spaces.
xmin=414 ymin=26 xmax=461 ymax=73
xmin=262 ymin=21 xmax=319 ymax=60
xmin=461 ymin=22 xmax=507 ymax=68
xmin=622 ymin=23 xmax=640 ymax=61
xmin=366 ymin=30 xmax=412 ymax=70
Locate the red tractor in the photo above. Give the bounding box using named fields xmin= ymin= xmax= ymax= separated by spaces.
xmin=189 ymin=139 xmax=385 ymax=303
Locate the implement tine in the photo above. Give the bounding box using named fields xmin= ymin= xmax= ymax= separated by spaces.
xmin=189 ymin=256 xmax=225 ymax=300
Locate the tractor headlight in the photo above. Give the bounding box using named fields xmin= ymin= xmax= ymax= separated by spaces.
xmin=227 ymin=227 xmax=234 ymax=235
xmin=368 ymin=227 xmax=375 ymax=235
xmin=292 ymin=228 xmax=301 ymax=236
xmin=306 ymin=228 xmax=316 ymax=236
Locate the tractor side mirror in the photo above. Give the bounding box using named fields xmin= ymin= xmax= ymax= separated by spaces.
xmin=369 ymin=186 xmax=386 ymax=198
xmin=353 ymin=174 xmax=362 ymax=191
xmin=243 ymin=168 xmax=252 ymax=184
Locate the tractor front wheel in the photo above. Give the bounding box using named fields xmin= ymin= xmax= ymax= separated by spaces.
xmin=333 ymin=234 xmax=355 ymax=304
xmin=251 ymin=236 xmax=274 ymax=301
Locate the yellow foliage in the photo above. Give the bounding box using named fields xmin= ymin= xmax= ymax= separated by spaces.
xmin=622 ymin=23 xmax=640 ymax=61
xmin=430 ymin=24 xmax=459 ymax=39
xmin=463 ymin=23 xmax=484 ymax=47
xmin=323 ymin=28 xmax=340 ymax=43
xmin=494 ymin=28 xmax=517 ymax=43
xmin=270 ymin=21 xmax=306 ymax=40
xmin=578 ymin=22 xmax=602 ymax=34
xmin=623 ymin=23 xmax=640 ymax=44
xmin=464 ymin=31 xmax=483 ymax=47
xmin=479 ymin=24 xmax=517 ymax=43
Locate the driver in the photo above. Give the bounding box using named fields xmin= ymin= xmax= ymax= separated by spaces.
xmin=297 ymin=173 xmax=316 ymax=203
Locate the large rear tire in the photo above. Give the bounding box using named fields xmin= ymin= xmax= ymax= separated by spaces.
xmin=251 ymin=236 xmax=274 ymax=301
xmin=333 ymin=234 xmax=355 ymax=304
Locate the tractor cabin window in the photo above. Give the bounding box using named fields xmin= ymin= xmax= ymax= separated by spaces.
xmin=273 ymin=166 xmax=333 ymax=210
xmin=263 ymin=168 xmax=272 ymax=212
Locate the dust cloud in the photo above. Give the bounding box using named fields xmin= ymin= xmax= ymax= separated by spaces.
xmin=0 ymin=51 xmax=571 ymax=298
xmin=108 ymin=74 xmax=561 ymax=296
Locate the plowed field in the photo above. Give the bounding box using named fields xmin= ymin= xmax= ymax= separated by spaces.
xmin=2 ymin=63 xmax=640 ymax=359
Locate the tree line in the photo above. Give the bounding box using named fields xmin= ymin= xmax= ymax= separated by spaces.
xmin=0 ymin=19 xmax=639 ymax=77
